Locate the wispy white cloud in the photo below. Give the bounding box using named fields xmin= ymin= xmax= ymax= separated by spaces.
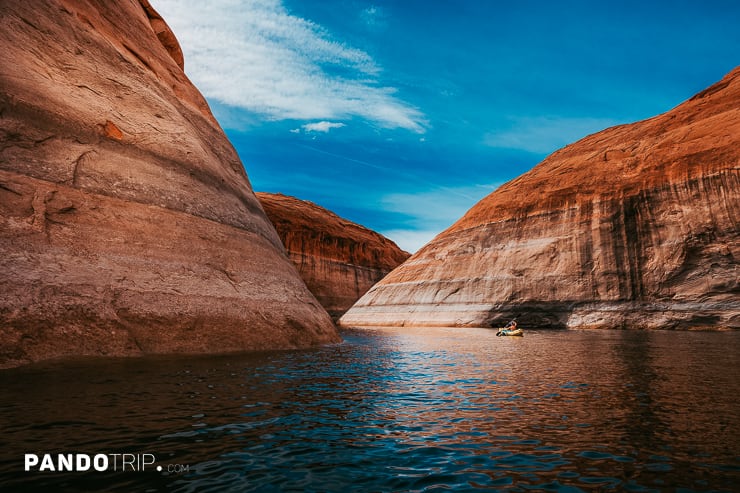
xmin=484 ymin=116 xmax=619 ymax=154
xmin=380 ymin=229 xmax=440 ymax=255
xmin=301 ymin=121 xmax=346 ymax=133
xmin=151 ymin=0 xmax=425 ymax=132
xmin=361 ymin=6 xmax=388 ymax=29
xmin=380 ymin=184 xmax=500 ymax=252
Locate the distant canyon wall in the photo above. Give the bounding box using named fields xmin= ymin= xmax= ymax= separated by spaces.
xmin=0 ymin=0 xmax=338 ymax=368
xmin=341 ymin=67 xmax=740 ymax=330
xmin=257 ymin=193 xmax=410 ymax=320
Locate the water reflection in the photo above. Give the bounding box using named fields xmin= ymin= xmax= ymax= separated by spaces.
xmin=0 ymin=328 xmax=738 ymax=492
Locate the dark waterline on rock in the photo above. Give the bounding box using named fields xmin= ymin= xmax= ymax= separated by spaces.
xmin=1 ymin=327 xmax=739 ymax=492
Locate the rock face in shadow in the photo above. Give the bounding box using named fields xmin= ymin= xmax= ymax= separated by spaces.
xmin=0 ymin=0 xmax=339 ymax=368
xmin=341 ymin=67 xmax=740 ymax=330
xmin=256 ymin=193 xmax=410 ymax=320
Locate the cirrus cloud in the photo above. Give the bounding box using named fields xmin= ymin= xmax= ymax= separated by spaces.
xmin=484 ymin=116 xmax=620 ymax=154
xmin=151 ymin=0 xmax=425 ymax=132
xmin=379 ymin=183 xmax=501 ymax=253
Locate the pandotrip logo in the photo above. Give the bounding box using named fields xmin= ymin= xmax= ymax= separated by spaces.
xmin=24 ymin=453 xmax=190 ymax=474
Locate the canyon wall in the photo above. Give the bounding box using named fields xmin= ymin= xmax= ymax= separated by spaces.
xmin=0 ymin=0 xmax=339 ymax=368
xmin=256 ymin=193 xmax=409 ymax=319
xmin=341 ymin=67 xmax=740 ymax=330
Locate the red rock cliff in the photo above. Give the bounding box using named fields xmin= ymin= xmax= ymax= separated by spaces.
xmin=341 ymin=67 xmax=740 ymax=330
xmin=0 ymin=0 xmax=339 ymax=368
xmin=256 ymin=193 xmax=410 ymax=320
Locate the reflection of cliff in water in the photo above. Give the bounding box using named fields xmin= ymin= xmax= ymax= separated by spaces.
xmin=357 ymin=329 xmax=656 ymax=453
xmin=612 ymin=331 xmax=666 ymax=451
xmin=650 ymin=332 xmax=739 ymax=458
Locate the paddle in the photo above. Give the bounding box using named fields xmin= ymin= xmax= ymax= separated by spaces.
xmin=496 ymin=315 xmax=521 ymax=336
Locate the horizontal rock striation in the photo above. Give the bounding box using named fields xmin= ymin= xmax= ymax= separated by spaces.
xmin=0 ymin=0 xmax=338 ymax=368
xmin=341 ymin=67 xmax=740 ymax=330
xmin=256 ymin=193 xmax=410 ymax=319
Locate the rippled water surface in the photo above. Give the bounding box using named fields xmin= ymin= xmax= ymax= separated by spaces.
xmin=1 ymin=327 xmax=739 ymax=492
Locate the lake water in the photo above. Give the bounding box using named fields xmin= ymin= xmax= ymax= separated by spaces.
xmin=1 ymin=327 xmax=739 ymax=492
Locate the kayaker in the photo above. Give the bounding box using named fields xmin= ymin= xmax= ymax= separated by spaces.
xmin=497 ymin=319 xmax=517 ymax=336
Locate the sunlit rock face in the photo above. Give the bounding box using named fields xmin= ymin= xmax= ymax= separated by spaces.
xmin=256 ymin=193 xmax=410 ymax=320
xmin=0 ymin=0 xmax=339 ymax=368
xmin=341 ymin=67 xmax=740 ymax=330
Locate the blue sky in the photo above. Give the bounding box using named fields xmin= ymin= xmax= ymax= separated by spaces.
xmin=152 ymin=0 xmax=739 ymax=252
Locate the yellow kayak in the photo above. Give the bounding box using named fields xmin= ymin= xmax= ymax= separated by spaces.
xmin=496 ymin=328 xmax=524 ymax=337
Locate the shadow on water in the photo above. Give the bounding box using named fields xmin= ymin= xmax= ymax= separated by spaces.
xmin=0 ymin=327 xmax=738 ymax=492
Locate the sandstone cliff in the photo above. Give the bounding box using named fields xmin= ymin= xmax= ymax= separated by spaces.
xmin=256 ymin=193 xmax=410 ymax=320
xmin=341 ymin=67 xmax=740 ymax=330
xmin=0 ymin=0 xmax=339 ymax=368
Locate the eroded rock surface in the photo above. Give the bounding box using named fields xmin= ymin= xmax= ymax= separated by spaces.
xmin=0 ymin=0 xmax=338 ymax=368
xmin=341 ymin=67 xmax=740 ymax=330
xmin=256 ymin=193 xmax=409 ymax=319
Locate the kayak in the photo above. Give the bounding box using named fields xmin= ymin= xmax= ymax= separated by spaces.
xmin=496 ymin=328 xmax=524 ymax=337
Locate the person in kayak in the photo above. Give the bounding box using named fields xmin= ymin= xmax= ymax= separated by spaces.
xmin=496 ymin=319 xmax=521 ymax=336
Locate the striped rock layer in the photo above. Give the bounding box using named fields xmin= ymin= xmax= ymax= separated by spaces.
xmin=257 ymin=192 xmax=409 ymax=320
